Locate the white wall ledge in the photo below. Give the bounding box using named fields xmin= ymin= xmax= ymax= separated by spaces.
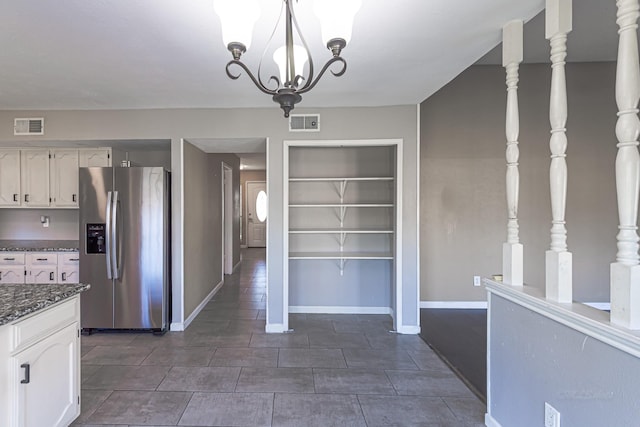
xmin=484 ymin=279 xmax=640 ymax=358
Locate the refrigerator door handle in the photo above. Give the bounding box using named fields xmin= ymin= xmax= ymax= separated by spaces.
xmin=112 ymin=190 xmax=120 ymax=279
xmin=105 ymin=190 xmax=113 ymax=279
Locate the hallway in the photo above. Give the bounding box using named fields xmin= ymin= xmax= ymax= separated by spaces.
xmin=73 ymin=248 xmax=485 ymax=426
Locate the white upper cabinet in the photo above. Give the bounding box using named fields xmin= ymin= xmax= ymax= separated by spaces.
xmin=0 ymin=149 xmax=21 ymax=207
xmin=79 ymin=148 xmax=111 ymax=167
xmin=51 ymin=149 xmax=79 ymax=207
xmin=20 ymin=149 xmax=50 ymax=208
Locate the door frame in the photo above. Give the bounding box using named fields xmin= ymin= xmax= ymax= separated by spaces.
xmin=222 ymin=162 xmax=233 ymax=275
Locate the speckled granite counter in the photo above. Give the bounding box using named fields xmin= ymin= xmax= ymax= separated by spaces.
xmin=0 ymin=240 xmax=79 ymax=252
xmin=0 ymin=283 xmax=89 ymax=326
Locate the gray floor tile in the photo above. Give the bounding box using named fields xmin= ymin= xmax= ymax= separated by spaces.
xmin=366 ymin=333 xmax=431 ymax=351
xmin=210 ymin=347 xmax=279 ymax=367
xmin=278 ymin=348 xmax=347 ymax=368
xmin=188 ymin=333 xmax=252 ymax=347
xmin=358 ymin=395 xmax=459 ymax=426
xmin=313 ymin=368 xmax=396 ymax=394
xmin=308 ymin=332 xmax=371 ymax=349
xmin=73 ymin=390 xmax=112 ymax=424
xmin=81 ymin=333 xmax=137 ymax=346
xmin=198 ymin=308 xmax=259 ymax=320
xmin=386 ymin=370 xmax=475 ymax=397
xmin=142 ymin=346 xmax=214 ymax=366
xmin=223 ymin=319 xmax=268 ymax=335
xmin=178 ymin=392 xmax=274 ymax=426
xmin=443 ymin=397 xmax=487 ymax=423
xmin=236 ymin=367 xmax=315 ymax=393
xmin=158 ymin=366 xmax=241 ymax=392
xmin=407 ymin=349 xmax=452 ymax=372
xmin=82 ymin=345 xmax=154 ymax=365
xmin=81 ymin=364 xmax=102 ymax=384
xmin=272 ymin=393 xmax=366 ymax=427
xmin=81 ymin=345 xmax=95 ymax=357
xmin=82 ymin=365 xmax=170 ymax=390
xmin=87 ymin=390 xmax=191 ymax=425
xmin=288 ymin=318 xmax=335 ymax=334
xmin=249 ymin=333 xmax=309 ymax=348
xmin=129 ymin=331 xmax=202 ymax=348
xmin=333 ymin=320 xmax=391 ymax=334
xmin=343 ymin=348 xmax=419 ymax=370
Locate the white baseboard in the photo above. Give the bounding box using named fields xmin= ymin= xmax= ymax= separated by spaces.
xmin=395 ymin=325 xmax=421 ymax=335
xmin=289 ymin=306 xmax=393 ymax=315
xmin=181 ymin=279 xmax=224 ymax=330
xmin=169 ymin=322 xmax=184 ymax=332
xmin=265 ymin=323 xmax=287 ymax=333
xmin=232 ymin=260 xmax=242 ymax=273
xmin=583 ymin=302 xmax=611 ymax=310
xmin=420 ymin=301 xmax=488 ymax=309
xmin=485 ymin=413 xmax=502 ymax=427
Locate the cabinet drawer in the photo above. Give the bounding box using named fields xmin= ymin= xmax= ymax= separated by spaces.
xmin=0 ymin=252 xmax=25 ymax=265
xmin=58 ymin=253 xmax=80 ymax=266
xmin=26 ymin=253 xmax=58 ymax=266
xmin=10 ymin=296 xmax=79 ymax=353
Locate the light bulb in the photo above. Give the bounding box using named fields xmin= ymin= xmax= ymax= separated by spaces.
xmin=313 ymin=0 xmax=362 ymax=47
xmin=273 ymin=45 xmax=309 ymax=86
xmin=213 ymin=0 xmax=261 ymax=50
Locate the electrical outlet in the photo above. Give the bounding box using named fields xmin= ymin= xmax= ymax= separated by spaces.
xmin=473 ymin=275 xmax=481 ymax=287
xmin=545 ymin=402 xmax=560 ymax=427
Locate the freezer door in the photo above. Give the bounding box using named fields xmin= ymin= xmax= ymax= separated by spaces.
xmin=113 ymin=167 xmax=168 ymax=329
xmin=79 ymin=167 xmax=115 ymax=328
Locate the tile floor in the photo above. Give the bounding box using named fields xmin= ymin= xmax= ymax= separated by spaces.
xmin=72 ymin=249 xmax=486 ymax=427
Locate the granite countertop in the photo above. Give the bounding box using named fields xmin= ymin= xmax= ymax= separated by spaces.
xmin=0 ymin=240 xmax=79 ymax=252
xmin=0 ymin=283 xmax=90 ymax=326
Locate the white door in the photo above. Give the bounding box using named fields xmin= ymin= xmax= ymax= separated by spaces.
xmin=21 ymin=149 xmax=50 ymax=207
xmin=78 ymin=148 xmax=111 ymax=167
xmin=247 ymin=181 xmax=267 ymax=247
xmin=51 ymin=149 xmax=79 ymax=207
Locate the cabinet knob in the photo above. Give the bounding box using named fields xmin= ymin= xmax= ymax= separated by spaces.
xmin=49 ymin=272 xmax=54 ymax=281
xmin=13 ymin=194 xmax=18 ymax=202
xmin=62 ymin=272 xmax=67 ymax=281
xmin=72 ymin=194 xmax=77 ymax=202
xmin=24 ymin=194 xmax=29 ymax=203
xmin=20 ymin=363 xmax=30 ymax=384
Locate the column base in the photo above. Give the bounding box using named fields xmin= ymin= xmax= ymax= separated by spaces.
xmin=610 ymin=263 xmax=640 ymax=330
xmin=546 ymin=250 xmax=572 ymax=302
xmin=502 ymin=242 xmax=523 ymax=286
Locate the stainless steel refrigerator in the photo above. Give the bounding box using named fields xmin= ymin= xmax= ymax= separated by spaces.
xmin=79 ymin=166 xmax=170 ymax=333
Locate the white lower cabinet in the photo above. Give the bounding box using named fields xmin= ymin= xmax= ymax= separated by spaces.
xmin=0 ymin=296 xmax=81 ymax=427
xmin=0 ymin=266 xmax=25 ymax=283
xmin=10 ymin=322 xmax=79 ymax=427
xmin=26 ymin=253 xmax=57 ymax=284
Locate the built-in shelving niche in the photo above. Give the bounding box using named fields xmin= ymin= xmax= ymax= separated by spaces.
xmin=284 ymin=140 xmax=402 ymax=318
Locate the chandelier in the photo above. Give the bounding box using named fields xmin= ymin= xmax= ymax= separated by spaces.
xmin=213 ymin=0 xmax=361 ymax=117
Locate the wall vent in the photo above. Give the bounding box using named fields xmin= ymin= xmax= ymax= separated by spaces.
xmin=289 ymin=114 xmax=320 ymax=132
xmin=14 ymin=118 xmax=44 ymax=136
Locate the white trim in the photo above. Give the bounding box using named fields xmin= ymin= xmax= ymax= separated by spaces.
xmin=395 ymin=138 xmax=404 ymax=332
xmin=232 ymin=259 xmax=242 ymax=273
xmin=415 ymin=103 xmax=421 ymax=333
xmin=265 ymin=323 xmax=287 ymax=333
xmin=289 ymin=306 xmax=393 ymax=315
xmin=420 ymin=301 xmax=488 ymax=309
xmin=282 ymin=141 xmax=289 ymax=332
xmin=222 ymin=162 xmax=233 ymax=276
xmin=183 ymin=279 xmax=224 ymax=330
xmin=484 ymin=413 xmax=502 ymax=427
xmin=486 ymin=292 xmax=493 ymax=422
xmin=583 ymin=302 xmax=611 ymax=311
xmin=265 ymin=138 xmax=276 ymax=332
xmin=395 ymin=325 xmax=420 ymax=334
xmin=485 ymin=279 xmax=640 ymax=358
xmin=170 ymin=138 xmax=185 ymax=331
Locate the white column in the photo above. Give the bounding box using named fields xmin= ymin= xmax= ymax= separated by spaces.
xmin=545 ymin=0 xmax=573 ymax=303
xmin=502 ymin=20 xmax=524 ymax=286
xmin=611 ymin=0 xmax=640 ymax=329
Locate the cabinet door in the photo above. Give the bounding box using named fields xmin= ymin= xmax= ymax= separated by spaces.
xmin=58 ymin=266 xmax=79 ymax=284
xmin=0 ymin=266 xmax=25 ymax=283
xmin=0 ymin=149 xmax=21 ymax=206
xmin=21 ymin=149 xmax=50 ymax=207
xmin=10 ymin=322 xmax=79 ymax=427
xmin=79 ymin=148 xmax=111 ymax=167
xmin=51 ymin=149 xmax=79 ymax=207
xmin=26 ymin=268 xmax=56 ymax=284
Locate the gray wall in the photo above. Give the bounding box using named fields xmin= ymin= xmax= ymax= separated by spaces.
xmin=489 ymin=294 xmax=640 ymax=426
xmin=0 ymin=209 xmax=78 ymax=240
xmin=420 ymin=63 xmax=618 ymax=303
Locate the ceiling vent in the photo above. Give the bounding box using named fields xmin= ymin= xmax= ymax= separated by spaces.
xmin=14 ymin=118 xmax=44 ymax=136
xmin=289 ymin=114 xmax=320 ymax=132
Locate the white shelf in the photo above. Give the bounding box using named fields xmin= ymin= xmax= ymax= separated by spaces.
xmin=289 ymin=203 xmax=393 ymax=208
xmin=289 ymin=228 xmax=393 ymax=234
xmin=289 ymin=177 xmax=394 ymax=182
xmin=289 ymin=252 xmax=394 ymax=260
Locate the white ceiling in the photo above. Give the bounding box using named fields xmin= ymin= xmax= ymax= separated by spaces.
xmin=0 ymin=0 xmax=549 ymax=112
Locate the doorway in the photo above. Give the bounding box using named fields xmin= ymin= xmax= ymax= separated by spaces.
xmin=246 ymin=181 xmax=267 ymax=247
xmin=222 ymin=162 xmax=233 ymax=274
